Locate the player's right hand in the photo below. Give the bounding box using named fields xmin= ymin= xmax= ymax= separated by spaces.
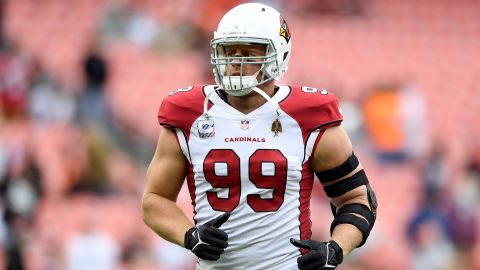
xmin=184 ymin=212 xmax=230 ymax=261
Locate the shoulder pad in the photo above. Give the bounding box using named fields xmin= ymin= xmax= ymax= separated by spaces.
xmin=280 ymin=86 xmax=343 ymax=140
xmin=157 ymin=85 xmax=207 ymax=136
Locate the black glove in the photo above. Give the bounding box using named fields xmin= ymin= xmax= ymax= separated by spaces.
xmin=290 ymin=238 xmax=343 ymax=270
xmin=184 ymin=212 xmax=230 ymax=261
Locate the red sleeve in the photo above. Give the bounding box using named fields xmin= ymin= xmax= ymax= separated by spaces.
xmin=157 ymin=85 xmax=206 ymax=140
xmin=280 ymin=86 xmax=343 ymax=142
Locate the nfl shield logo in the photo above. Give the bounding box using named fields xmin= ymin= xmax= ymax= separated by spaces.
xmin=241 ymin=120 xmax=249 ymax=130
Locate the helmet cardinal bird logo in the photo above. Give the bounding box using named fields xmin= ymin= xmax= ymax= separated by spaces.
xmin=279 ymin=16 xmax=291 ymax=42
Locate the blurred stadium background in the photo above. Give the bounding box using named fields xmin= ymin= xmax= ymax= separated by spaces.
xmin=0 ymin=0 xmax=479 ymax=269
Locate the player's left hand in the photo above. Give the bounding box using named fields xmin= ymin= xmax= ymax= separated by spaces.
xmin=290 ymin=238 xmax=343 ymax=270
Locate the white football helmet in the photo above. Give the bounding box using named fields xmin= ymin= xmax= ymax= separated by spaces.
xmin=210 ymin=3 xmax=292 ymax=96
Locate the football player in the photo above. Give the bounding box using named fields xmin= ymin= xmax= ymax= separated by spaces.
xmin=142 ymin=3 xmax=377 ymax=270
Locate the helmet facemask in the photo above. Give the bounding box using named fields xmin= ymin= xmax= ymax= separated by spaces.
xmin=211 ymin=37 xmax=281 ymax=96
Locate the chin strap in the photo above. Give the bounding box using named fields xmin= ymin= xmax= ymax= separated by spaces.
xmin=251 ymin=87 xmax=281 ymax=116
xmin=203 ymin=86 xmax=283 ymax=136
xmin=203 ymin=89 xmax=216 ymax=117
xmin=203 ymin=86 xmax=281 ymax=116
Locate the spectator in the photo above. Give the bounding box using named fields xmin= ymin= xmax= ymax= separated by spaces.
xmin=78 ymin=45 xmax=111 ymax=128
xmin=445 ymin=157 xmax=480 ymax=268
xmin=125 ymin=10 xmax=159 ymax=48
xmin=0 ymin=145 xmax=42 ymax=270
xmin=65 ymin=211 xmax=120 ymax=270
xmin=70 ymin=128 xmax=111 ymax=194
xmin=152 ymin=239 xmax=196 ymax=270
xmin=410 ymin=218 xmax=455 ymax=270
xmin=409 ymin=209 xmax=455 ymax=270
xmin=0 ymin=47 xmax=34 ymax=121
xmin=29 ymin=72 xmax=77 ymax=124
xmin=421 ymin=144 xmax=450 ymax=204
xmin=362 ymin=83 xmax=426 ymax=164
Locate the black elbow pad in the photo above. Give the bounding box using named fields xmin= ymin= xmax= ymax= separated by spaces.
xmin=330 ymin=183 xmax=378 ymax=247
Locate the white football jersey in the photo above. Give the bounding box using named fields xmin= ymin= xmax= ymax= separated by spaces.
xmin=158 ymin=85 xmax=343 ymax=270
